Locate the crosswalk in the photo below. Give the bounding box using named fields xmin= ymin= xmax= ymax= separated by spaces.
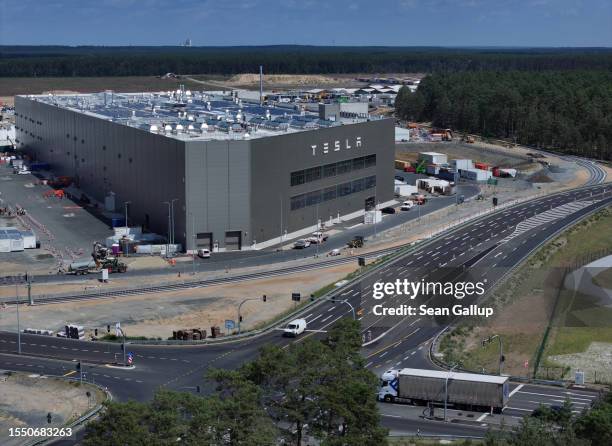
xmin=500 ymin=200 xmax=596 ymax=244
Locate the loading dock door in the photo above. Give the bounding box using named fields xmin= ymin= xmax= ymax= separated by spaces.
xmin=365 ymin=196 xmax=376 ymax=211
xmin=196 ymin=232 xmax=213 ymax=251
xmin=224 ymin=231 xmax=242 ymax=251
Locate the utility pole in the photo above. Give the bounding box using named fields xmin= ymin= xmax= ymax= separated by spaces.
xmin=123 ymin=201 xmax=131 ymax=257
xmin=373 ymin=185 xmax=378 ymax=239
xmin=191 ymin=213 xmax=196 ymax=275
xmin=27 ymin=272 xmax=33 ymax=305
xmin=163 ymin=201 xmax=171 ymax=258
xmin=15 ymin=281 xmax=21 ymax=354
xmin=170 ymin=198 xmax=178 ymax=245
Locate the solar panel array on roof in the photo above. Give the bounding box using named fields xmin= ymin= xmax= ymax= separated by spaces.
xmin=26 ymin=90 xmax=378 ymax=141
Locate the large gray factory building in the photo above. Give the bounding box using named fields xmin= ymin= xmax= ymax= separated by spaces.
xmin=15 ymin=91 xmax=394 ymax=251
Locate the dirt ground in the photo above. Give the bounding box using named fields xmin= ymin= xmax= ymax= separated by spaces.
xmin=0 ymin=262 xmax=356 ymax=338
xmin=548 ymin=342 xmax=612 ymax=384
xmin=0 ymin=372 xmax=104 ymax=446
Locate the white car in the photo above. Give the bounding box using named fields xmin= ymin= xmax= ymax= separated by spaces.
xmin=329 ymin=248 xmax=341 ymax=256
xmin=283 ymin=319 xmax=307 ymax=337
xmin=17 ymin=169 xmax=31 ymax=175
xmin=400 ymin=200 xmax=414 ymax=211
xmin=197 ymin=248 xmax=211 ymax=258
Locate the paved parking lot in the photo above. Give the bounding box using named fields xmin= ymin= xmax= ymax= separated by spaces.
xmin=0 ymin=166 xmax=111 ymax=264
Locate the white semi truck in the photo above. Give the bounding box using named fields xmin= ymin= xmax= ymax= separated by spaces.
xmin=378 ymin=368 xmax=509 ymax=412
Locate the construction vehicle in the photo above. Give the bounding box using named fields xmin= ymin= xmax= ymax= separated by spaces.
xmin=414 ymin=159 xmax=427 ymax=174
xmin=378 ymin=368 xmax=509 ymax=412
xmin=463 ymin=135 xmax=475 ymax=144
xmin=48 ymin=176 xmax=73 ymax=188
xmin=347 ymin=236 xmax=364 ymax=249
xmin=65 ymin=241 xmax=127 ymax=275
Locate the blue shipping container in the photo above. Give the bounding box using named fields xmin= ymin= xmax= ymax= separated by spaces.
xmin=111 ymin=217 xmax=126 ymax=227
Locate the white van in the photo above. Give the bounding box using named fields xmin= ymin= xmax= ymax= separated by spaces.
xmin=197 ymin=248 xmax=211 ymax=258
xmin=400 ymin=201 xmax=414 ymax=211
xmin=283 ymin=319 xmax=307 ymax=337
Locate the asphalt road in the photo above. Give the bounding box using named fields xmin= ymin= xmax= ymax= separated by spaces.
xmin=0 ymin=168 xmax=609 ymax=443
xmin=3 ymin=183 xmax=479 ymax=285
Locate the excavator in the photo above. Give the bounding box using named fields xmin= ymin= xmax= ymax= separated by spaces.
xmin=65 ymin=242 xmax=127 ymax=274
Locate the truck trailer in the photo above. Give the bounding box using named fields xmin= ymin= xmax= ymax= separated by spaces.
xmin=378 ymin=368 xmax=509 ymax=412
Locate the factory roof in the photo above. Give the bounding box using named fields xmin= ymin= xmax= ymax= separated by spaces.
xmin=20 ymin=90 xmax=378 ymax=142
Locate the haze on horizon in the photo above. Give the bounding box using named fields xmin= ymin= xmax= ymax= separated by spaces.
xmin=0 ymin=0 xmax=610 ymax=48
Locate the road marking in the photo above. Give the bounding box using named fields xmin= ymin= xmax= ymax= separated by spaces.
xmin=476 ymin=413 xmax=489 ymax=422
xmin=320 ymin=314 xmax=334 ymax=323
xmin=509 ymin=384 xmax=524 ymax=398
xmin=494 ymin=252 xmax=502 ymax=258
xmin=63 ymin=370 xmax=77 ymax=377
xmin=308 ymin=314 xmax=322 ymax=323
xmin=518 ymin=390 xmax=591 ymax=401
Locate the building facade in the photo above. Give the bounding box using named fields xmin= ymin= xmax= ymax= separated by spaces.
xmin=15 ymin=93 xmax=394 ymax=251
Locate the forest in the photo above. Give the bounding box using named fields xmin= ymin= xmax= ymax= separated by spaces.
xmin=1 ymin=46 xmax=612 ymax=77
xmin=395 ymin=70 xmax=612 ymax=160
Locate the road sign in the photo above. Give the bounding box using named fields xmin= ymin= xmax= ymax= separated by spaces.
xmin=225 ymin=319 xmax=235 ymax=330
xmin=101 ymin=268 xmax=109 ymax=281
xmin=292 ymin=293 xmax=301 ymax=302
xmin=127 ymin=352 xmax=134 ymax=365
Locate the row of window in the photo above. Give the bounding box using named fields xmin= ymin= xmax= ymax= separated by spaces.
xmin=290 ymin=176 xmax=376 ymax=211
xmin=290 ymin=154 xmax=376 ymax=187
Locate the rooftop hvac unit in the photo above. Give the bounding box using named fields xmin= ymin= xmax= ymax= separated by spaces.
xmin=200 ymin=123 xmax=208 ymax=132
xmin=164 ymin=124 xmax=172 ymax=133
xmin=149 ymin=125 xmax=158 ymax=133
xmin=175 ymin=124 xmax=184 ymax=133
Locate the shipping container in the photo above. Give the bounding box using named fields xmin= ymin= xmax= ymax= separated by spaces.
xmin=378 ymin=368 xmax=509 ymax=412
xmin=474 ymin=162 xmax=489 ymax=171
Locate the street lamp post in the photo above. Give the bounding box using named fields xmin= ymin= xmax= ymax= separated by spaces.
xmin=123 ymin=201 xmax=131 ymax=257
xmin=329 ymin=298 xmax=356 ymax=319
xmin=191 ymin=213 xmax=196 ymax=275
xmin=162 ymin=201 xmax=171 ymax=257
xmin=444 ymin=363 xmax=460 ymax=422
xmin=15 ymin=281 xmax=21 ymax=354
xmin=117 ymin=327 xmax=127 ymax=367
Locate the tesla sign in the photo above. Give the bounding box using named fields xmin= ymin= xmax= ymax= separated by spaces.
xmin=311 ymin=136 xmax=362 ymax=156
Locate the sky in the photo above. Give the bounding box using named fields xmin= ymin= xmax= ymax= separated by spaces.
xmin=0 ymin=0 xmax=610 ymax=47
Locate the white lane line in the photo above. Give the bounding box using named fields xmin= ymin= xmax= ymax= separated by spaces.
xmin=476 ymin=413 xmax=489 ymax=422
xmin=320 ymin=314 xmax=333 ymax=323
xmin=494 ymin=252 xmax=502 ymax=258
xmin=509 ymin=384 xmax=524 ymax=398
xmin=327 ymin=306 xmax=336 ymax=312
xmin=308 ymin=314 xmax=322 ymax=323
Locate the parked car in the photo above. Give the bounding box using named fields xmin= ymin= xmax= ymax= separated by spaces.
xmin=400 ymin=201 xmax=414 ymax=211
xmin=197 ymin=248 xmax=211 ymax=258
xmin=294 ymin=239 xmax=311 ymax=249
xmin=283 ymin=319 xmax=307 ymax=337
xmin=16 ymin=169 xmax=31 ymax=175
xmin=329 ymin=248 xmax=341 ymax=256
xmin=381 ymin=206 xmax=396 ymax=214
xmin=308 ymin=231 xmax=329 ymax=244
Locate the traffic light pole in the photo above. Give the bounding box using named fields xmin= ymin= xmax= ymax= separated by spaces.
xmin=237 ymin=295 xmax=267 ymax=334
xmin=117 ymin=327 xmax=126 ymax=366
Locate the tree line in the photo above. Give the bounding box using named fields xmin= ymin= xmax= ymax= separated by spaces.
xmin=395 ymin=70 xmax=612 ymax=160
xmin=83 ymin=317 xmax=612 ymax=445
xmin=83 ymin=319 xmax=388 ymax=446
xmin=1 ymin=46 xmax=612 ymax=77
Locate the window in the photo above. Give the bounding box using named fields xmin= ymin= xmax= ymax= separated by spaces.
xmin=337 ymin=181 xmax=352 ymax=197
xmin=352 ymin=156 xmax=365 ymax=170
xmin=365 ymin=176 xmax=377 ymax=189
xmin=306 ymin=190 xmax=322 ymax=206
xmin=291 ymin=170 xmax=305 ymax=186
xmin=323 ymin=186 xmax=336 ymax=202
xmin=365 ymin=154 xmax=376 ymax=168
xmin=102 ymin=145 xmax=106 ymax=151
xmin=117 ymin=153 xmax=122 ymax=159
xmin=323 ymin=163 xmax=336 ymax=178
xmin=337 ymin=160 xmax=352 ymax=175
xmin=129 ymin=157 xmax=133 ymax=163
xmin=305 ymin=166 xmax=322 ymax=183
xmin=290 ymin=194 xmax=305 ymax=210
xmin=351 ymin=178 xmax=364 ymax=193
